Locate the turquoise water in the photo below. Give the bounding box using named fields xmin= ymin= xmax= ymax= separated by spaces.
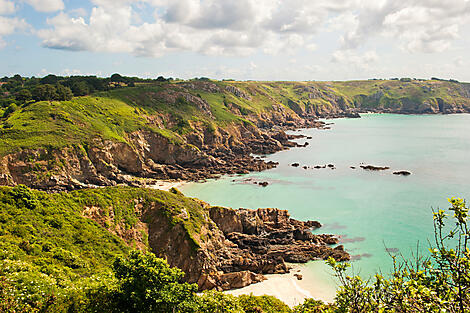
xmin=181 ymin=114 xmax=470 ymax=283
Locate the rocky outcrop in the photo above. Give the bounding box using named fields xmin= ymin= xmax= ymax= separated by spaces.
xmin=360 ymin=165 xmax=390 ymax=171
xmin=393 ymin=170 xmax=412 ymax=176
xmin=142 ymin=203 xmax=349 ymax=291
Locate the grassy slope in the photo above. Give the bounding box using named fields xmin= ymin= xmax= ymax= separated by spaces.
xmin=0 ymin=185 xmax=209 ymax=300
xmin=1 ymin=80 xmax=469 ymax=157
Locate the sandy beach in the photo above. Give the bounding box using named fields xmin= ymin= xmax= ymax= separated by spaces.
xmin=225 ymin=263 xmax=337 ymax=307
xmin=149 ymin=180 xmax=187 ymax=191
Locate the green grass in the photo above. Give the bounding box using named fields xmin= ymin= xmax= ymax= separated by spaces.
xmin=0 ymin=185 xmax=211 ymax=305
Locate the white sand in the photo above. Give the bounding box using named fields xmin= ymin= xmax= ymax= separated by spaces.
xmin=149 ymin=180 xmax=187 ymax=191
xmin=225 ymin=263 xmax=337 ymax=307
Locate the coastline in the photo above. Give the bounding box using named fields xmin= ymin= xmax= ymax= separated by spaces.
xmin=225 ymin=262 xmax=337 ymax=307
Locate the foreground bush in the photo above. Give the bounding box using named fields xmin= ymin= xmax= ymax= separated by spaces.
xmin=325 ymin=197 xmax=470 ymax=312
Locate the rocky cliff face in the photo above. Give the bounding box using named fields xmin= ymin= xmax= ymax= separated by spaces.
xmin=139 ymin=200 xmax=349 ymax=291
xmin=2 ymin=80 xmax=470 ymax=191
xmin=0 ymin=123 xmax=314 ymax=191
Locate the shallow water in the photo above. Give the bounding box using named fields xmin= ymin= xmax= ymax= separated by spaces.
xmin=180 ymin=113 xmax=470 ymax=295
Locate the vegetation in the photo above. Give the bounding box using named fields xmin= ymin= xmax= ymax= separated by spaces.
xmin=2 ymin=74 xmax=470 ymax=311
xmin=1 ymin=74 xmax=470 ymax=159
xmin=1 ymin=182 xmax=469 ymax=312
xmin=0 ymin=185 xmax=211 ymax=312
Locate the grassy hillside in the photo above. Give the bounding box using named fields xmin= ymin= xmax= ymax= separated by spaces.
xmin=1 ymin=79 xmax=470 ymax=157
xmin=0 ymin=185 xmax=210 ymax=307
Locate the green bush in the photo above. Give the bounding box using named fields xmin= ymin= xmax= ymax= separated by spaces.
xmin=111 ymin=251 xmax=198 ymax=313
xmin=197 ymin=290 xmax=244 ymax=313
xmin=2 ymin=103 xmax=17 ymax=118
xmin=238 ymin=294 xmax=292 ymax=313
xmin=327 ymin=197 xmax=470 ymax=312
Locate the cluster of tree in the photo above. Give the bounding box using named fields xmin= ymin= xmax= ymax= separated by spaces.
xmin=389 ymin=77 xmax=426 ymax=82
xmin=431 ymin=77 xmax=460 ymax=83
xmin=0 ymin=73 xmax=173 ymax=107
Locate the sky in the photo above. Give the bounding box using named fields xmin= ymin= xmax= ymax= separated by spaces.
xmin=2 ymin=0 xmax=470 ymax=81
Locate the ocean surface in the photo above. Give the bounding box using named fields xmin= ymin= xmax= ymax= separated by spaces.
xmin=180 ymin=113 xmax=470 ymax=296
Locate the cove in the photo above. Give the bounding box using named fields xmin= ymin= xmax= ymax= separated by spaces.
xmin=180 ymin=113 xmax=470 ymax=297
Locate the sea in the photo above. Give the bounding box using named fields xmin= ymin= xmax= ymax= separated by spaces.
xmin=180 ymin=113 xmax=470 ymax=300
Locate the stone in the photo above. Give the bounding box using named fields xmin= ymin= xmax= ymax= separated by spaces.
xmin=393 ymin=170 xmax=412 ymax=176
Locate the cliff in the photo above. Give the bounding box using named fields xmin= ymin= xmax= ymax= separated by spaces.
xmin=0 ymin=185 xmax=349 ymax=292
xmin=1 ymin=79 xmax=469 ymax=190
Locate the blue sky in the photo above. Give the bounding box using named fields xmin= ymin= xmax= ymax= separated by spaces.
xmin=2 ymin=0 xmax=470 ymax=81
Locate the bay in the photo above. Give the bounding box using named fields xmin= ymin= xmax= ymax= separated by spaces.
xmin=180 ymin=113 xmax=470 ymax=298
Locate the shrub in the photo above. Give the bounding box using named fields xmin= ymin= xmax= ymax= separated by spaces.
xmin=2 ymin=103 xmax=17 ymax=118
xmin=238 ymin=294 xmax=292 ymax=313
xmin=327 ymin=197 xmax=470 ymax=312
xmin=9 ymin=185 xmax=38 ymax=209
xmin=111 ymin=251 xmax=198 ymax=313
xmin=197 ymin=290 xmax=244 ymax=313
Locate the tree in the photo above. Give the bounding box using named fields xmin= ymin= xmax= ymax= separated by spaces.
xmin=55 ymin=84 xmax=73 ymax=101
xmin=32 ymin=84 xmax=57 ymax=101
xmin=112 ymin=251 xmax=198 ymax=313
xmin=15 ymin=89 xmax=32 ymax=103
xmin=71 ymin=81 xmax=90 ymax=96
xmin=110 ymin=73 xmax=123 ymax=82
xmin=40 ymin=74 xmax=59 ymax=85
xmin=13 ymin=74 xmax=22 ymax=82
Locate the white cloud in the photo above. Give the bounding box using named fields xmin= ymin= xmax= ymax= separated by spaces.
xmin=306 ymin=43 xmax=317 ymax=51
xmin=34 ymin=0 xmax=470 ymax=60
xmin=341 ymin=0 xmax=470 ymax=53
xmin=24 ymin=0 xmax=64 ymax=13
xmin=0 ymin=16 xmax=29 ymax=48
xmin=0 ymin=0 xmax=15 ymax=15
xmin=332 ymin=50 xmax=378 ymax=68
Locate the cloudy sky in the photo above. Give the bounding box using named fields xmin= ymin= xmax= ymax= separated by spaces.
xmin=2 ymin=0 xmax=470 ymax=81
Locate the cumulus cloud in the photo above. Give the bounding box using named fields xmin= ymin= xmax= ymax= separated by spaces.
xmin=341 ymin=0 xmax=470 ymax=53
xmin=332 ymin=50 xmax=378 ymax=69
xmin=37 ymin=0 xmax=353 ymax=57
xmin=0 ymin=16 xmax=29 ymax=48
xmin=35 ymin=0 xmax=470 ymax=58
xmin=23 ymin=0 xmax=64 ymax=13
xmin=0 ymin=0 xmax=15 ymax=15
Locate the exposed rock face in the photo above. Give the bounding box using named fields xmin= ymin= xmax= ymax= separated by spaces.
xmin=0 ymin=123 xmax=311 ymax=191
xmin=141 ymin=204 xmax=349 ymax=291
xmin=3 ymin=80 xmax=469 ymax=191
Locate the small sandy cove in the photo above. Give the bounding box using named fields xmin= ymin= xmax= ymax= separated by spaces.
xmin=149 ymin=180 xmax=187 ymax=191
xmin=225 ymin=263 xmax=336 ymax=308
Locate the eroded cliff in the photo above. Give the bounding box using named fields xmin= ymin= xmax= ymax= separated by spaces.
xmin=1 ymin=79 xmax=470 ymax=191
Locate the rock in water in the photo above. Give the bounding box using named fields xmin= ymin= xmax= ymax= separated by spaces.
xmin=360 ymin=165 xmax=390 ymax=171
xmin=393 ymin=170 xmax=412 ymax=176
